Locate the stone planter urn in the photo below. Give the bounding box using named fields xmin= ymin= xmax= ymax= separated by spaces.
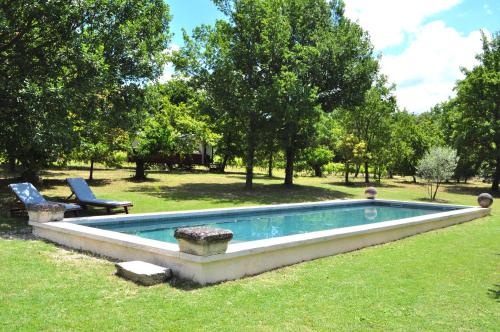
xmin=27 ymin=203 xmax=65 ymax=223
xmin=365 ymin=187 xmax=378 ymax=199
xmin=174 ymin=227 xmax=233 ymax=256
xmin=477 ymin=193 xmax=493 ymax=208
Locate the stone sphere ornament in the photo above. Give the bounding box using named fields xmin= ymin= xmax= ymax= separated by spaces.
xmin=477 ymin=193 xmax=494 ymax=208
xmin=365 ymin=187 xmax=378 ymax=199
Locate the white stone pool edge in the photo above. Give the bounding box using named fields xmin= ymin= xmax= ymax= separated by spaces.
xmin=30 ymin=199 xmax=490 ymax=285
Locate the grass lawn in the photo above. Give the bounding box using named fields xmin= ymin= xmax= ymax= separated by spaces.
xmin=0 ymin=167 xmax=498 ymax=331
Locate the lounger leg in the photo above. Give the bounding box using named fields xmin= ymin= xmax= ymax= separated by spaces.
xmin=124 ymin=206 xmax=128 ymax=214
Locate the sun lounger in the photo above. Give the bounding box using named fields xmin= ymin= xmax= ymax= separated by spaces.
xmin=8 ymin=182 xmax=81 ymax=216
xmin=66 ymin=178 xmax=132 ymax=214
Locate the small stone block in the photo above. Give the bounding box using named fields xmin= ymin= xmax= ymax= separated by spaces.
xmin=115 ymin=261 xmax=171 ymax=286
xmin=27 ymin=202 xmax=65 ymax=223
xmin=174 ymin=227 xmax=233 ymax=243
xmin=174 ymin=227 xmax=233 ymax=256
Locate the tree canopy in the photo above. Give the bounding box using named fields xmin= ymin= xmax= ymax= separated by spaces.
xmin=0 ymin=0 xmax=171 ymax=182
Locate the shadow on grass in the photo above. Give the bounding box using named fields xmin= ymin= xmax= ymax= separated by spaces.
xmin=127 ymin=182 xmax=353 ymax=205
xmin=444 ymin=184 xmax=499 ymax=198
xmin=327 ymin=181 xmax=398 ymax=188
xmin=124 ymin=177 xmax=161 ymax=183
xmin=416 ymin=197 xmax=450 ymax=204
xmin=487 ymin=284 xmax=499 ymax=302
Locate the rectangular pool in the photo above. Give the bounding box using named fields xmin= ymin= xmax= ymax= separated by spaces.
xmin=87 ymin=201 xmax=460 ymax=244
xmin=30 ymin=199 xmax=489 ymax=285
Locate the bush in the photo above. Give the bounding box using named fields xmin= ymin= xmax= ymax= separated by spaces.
xmin=416 ymin=146 xmax=458 ymax=200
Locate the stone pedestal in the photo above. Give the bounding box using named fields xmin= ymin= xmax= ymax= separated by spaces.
xmin=174 ymin=227 xmax=233 ymax=256
xmin=115 ymin=261 xmax=171 ymax=286
xmin=477 ymin=193 xmax=493 ymax=208
xmin=27 ymin=203 xmax=65 ymax=223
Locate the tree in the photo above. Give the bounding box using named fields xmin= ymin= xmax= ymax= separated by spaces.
xmin=72 ymin=123 xmax=127 ymax=181
xmin=390 ymin=111 xmax=440 ymax=182
xmin=177 ymin=0 xmax=377 ymax=188
xmin=453 ymin=32 xmax=499 ymax=191
xmin=336 ymin=133 xmax=367 ymax=184
xmin=416 ymin=146 xmax=458 ymax=200
xmin=129 ymin=81 xmax=218 ymax=179
xmin=0 ymin=0 xmax=171 ymax=182
xmin=339 ymin=75 xmax=397 ymax=183
xmin=430 ymin=100 xmax=478 ymax=183
xmin=303 ymin=147 xmax=334 ymax=177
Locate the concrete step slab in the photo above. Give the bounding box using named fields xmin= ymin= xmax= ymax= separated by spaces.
xmin=116 ymin=261 xmax=172 ymax=286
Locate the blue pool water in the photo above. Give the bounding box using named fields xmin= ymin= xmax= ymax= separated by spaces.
xmin=87 ymin=202 xmax=459 ymax=243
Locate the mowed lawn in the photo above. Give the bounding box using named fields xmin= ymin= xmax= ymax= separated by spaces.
xmin=0 ymin=167 xmax=498 ymax=331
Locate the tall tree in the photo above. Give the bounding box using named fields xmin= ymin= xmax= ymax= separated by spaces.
xmin=0 ymin=0 xmax=171 ymax=182
xmin=453 ymin=32 xmax=499 ymax=191
xmin=339 ymin=75 xmax=397 ymax=183
xmin=390 ymin=110 xmax=440 ymax=182
xmin=178 ymin=0 xmax=377 ymax=187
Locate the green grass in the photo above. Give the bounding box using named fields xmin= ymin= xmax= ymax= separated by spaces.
xmin=0 ymin=167 xmax=499 ymax=331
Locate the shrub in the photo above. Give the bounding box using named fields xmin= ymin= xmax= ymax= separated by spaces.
xmin=416 ymin=146 xmax=458 ymax=200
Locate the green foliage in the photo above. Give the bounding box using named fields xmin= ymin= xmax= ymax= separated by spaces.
xmin=177 ymin=0 xmax=377 ymax=187
xmin=416 ymin=146 xmax=458 ymax=200
xmin=0 ymin=0 xmax=171 ymax=182
xmin=390 ymin=111 xmax=441 ymax=180
xmin=128 ymin=81 xmax=219 ymax=178
xmin=453 ymin=32 xmax=500 ymax=190
xmin=301 ymin=147 xmax=334 ymax=177
xmin=336 ymin=75 xmax=397 ymax=182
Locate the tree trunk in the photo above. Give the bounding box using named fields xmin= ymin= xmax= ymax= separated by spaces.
xmin=245 ymin=132 xmax=256 ymax=190
xmin=313 ymin=165 xmax=322 ymax=177
xmin=221 ymin=154 xmax=229 ymax=173
xmin=267 ymin=151 xmax=273 ymax=178
xmin=492 ymin=156 xmax=500 ymax=192
xmin=21 ymin=168 xmax=40 ymax=185
xmin=8 ymin=156 xmax=16 ymax=172
xmin=354 ymin=164 xmax=360 ymax=178
xmin=364 ymin=161 xmax=369 ymax=183
xmin=284 ymin=147 xmax=295 ymax=186
xmin=432 ymin=182 xmax=440 ymax=200
xmin=89 ymin=159 xmax=94 ymax=181
xmin=344 ymin=163 xmax=349 ymax=184
xmin=412 ymin=175 xmax=416 ymax=183
xmin=388 ymin=170 xmax=393 ymax=179
xmin=134 ymin=159 xmax=146 ymax=179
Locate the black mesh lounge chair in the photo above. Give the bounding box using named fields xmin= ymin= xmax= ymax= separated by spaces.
xmin=8 ymin=182 xmax=81 ymax=216
xmin=66 ymin=178 xmax=132 ymax=214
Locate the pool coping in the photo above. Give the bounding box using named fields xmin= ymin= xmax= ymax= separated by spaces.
xmin=30 ymin=199 xmax=490 ymax=284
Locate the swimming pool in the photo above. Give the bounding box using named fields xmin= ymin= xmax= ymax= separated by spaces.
xmin=30 ymin=199 xmax=489 ymax=285
xmin=87 ymin=201 xmax=459 ymax=244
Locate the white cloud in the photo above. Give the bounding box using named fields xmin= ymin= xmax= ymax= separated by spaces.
xmin=344 ymin=1 xmax=487 ymax=113
xmin=344 ymin=0 xmax=462 ymax=49
xmin=159 ymin=43 xmax=180 ymax=83
xmin=380 ymin=21 xmax=484 ymax=113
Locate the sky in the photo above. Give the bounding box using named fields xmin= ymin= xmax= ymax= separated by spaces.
xmin=164 ymin=0 xmax=499 ymax=114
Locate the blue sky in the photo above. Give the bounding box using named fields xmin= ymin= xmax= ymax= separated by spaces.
xmin=165 ymin=0 xmax=499 ymax=113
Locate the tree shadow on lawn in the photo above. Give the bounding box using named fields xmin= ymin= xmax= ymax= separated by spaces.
xmin=416 ymin=197 xmax=450 ymax=204
xmin=444 ymin=184 xmax=499 ymax=198
xmin=487 ymin=284 xmax=500 ymax=302
xmin=127 ymin=182 xmax=353 ymax=205
xmin=326 ymin=181 xmax=398 ymax=188
xmin=124 ymin=176 xmax=161 ymax=183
